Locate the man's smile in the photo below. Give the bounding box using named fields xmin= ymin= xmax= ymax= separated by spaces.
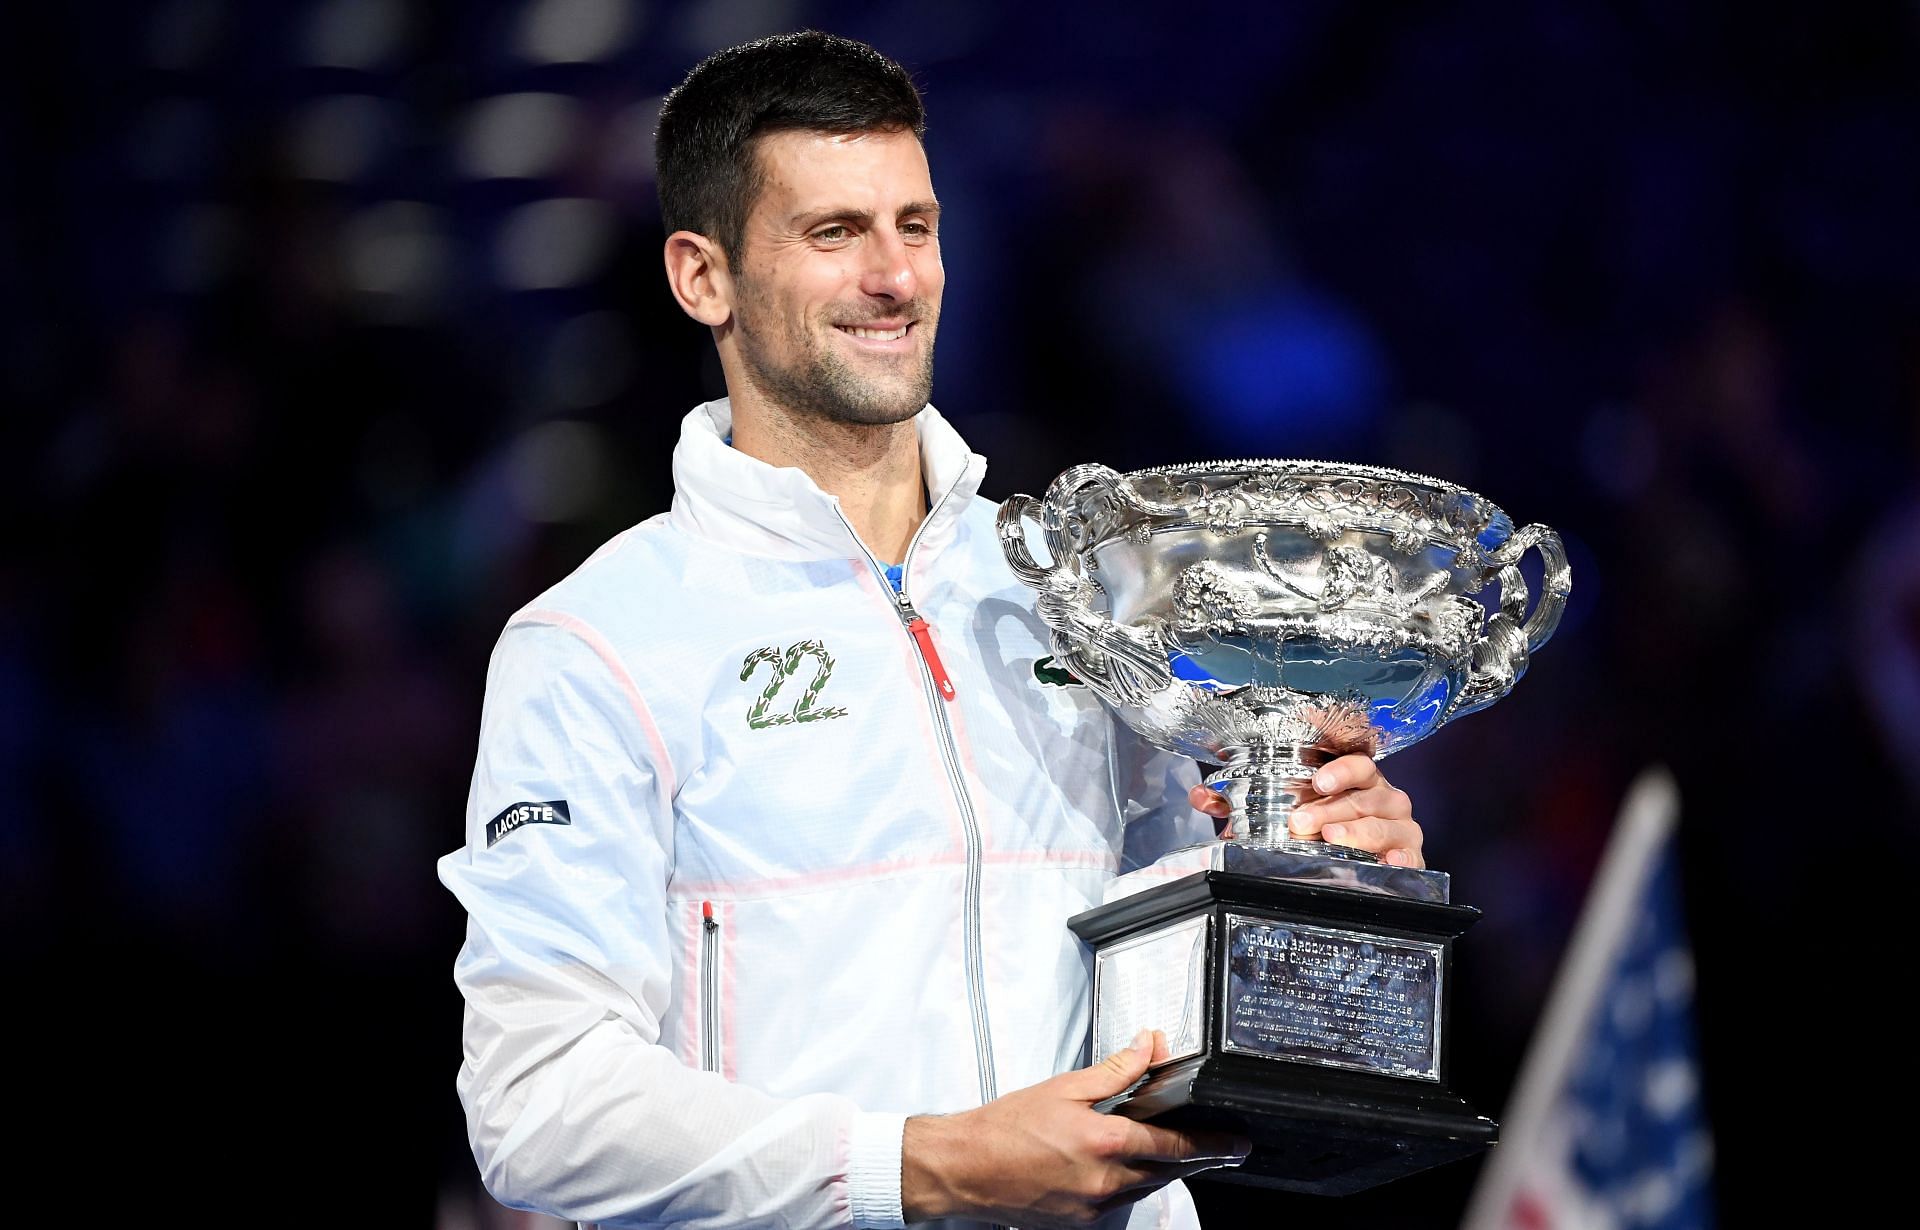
xmin=834 ymin=320 xmax=918 ymax=350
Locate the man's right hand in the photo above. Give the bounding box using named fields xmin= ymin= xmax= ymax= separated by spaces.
xmin=899 ymin=1029 xmax=1251 ymax=1227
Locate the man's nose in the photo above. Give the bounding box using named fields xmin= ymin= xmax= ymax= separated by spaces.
xmin=858 ymin=228 xmax=918 ymax=301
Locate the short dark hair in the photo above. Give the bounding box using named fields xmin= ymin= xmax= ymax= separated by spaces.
xmin=655 ymin=31 xmax=926 ymax=265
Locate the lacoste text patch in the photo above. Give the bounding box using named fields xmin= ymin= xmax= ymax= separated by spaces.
xmin=486 ymin=800 xmax=572 ymax=847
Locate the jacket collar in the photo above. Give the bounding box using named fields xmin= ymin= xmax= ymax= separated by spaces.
xmin=668 ymin=398 xmax=988 ymax=563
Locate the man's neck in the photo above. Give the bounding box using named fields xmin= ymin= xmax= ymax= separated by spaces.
xmin=728 ymin=400 xmax=928 ymax=567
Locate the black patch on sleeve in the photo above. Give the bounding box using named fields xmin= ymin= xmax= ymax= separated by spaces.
xmin=486 ymin=800 xmax=573 ymax=847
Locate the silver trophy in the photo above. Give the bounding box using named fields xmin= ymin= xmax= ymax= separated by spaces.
xmin=998 ymin=459 xmax=1569 ymax=1193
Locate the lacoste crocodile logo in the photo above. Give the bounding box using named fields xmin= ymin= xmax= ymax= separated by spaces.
xmin=1033 ymin=655 xmax=1085 ymax=688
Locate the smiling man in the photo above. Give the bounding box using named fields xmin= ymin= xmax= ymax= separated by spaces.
xmin=440 ymin=31 xmax=1424 ymax=1230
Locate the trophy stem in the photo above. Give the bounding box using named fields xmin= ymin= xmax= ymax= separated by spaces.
xmin=1206 ymin=742 xmax=1380 ymax=862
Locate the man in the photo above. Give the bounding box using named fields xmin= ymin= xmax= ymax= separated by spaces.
xmin=439 ymin=31 xmax=1425 ymax=1229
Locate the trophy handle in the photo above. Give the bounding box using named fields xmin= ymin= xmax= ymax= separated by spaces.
xmin=1038 ymin=462 xmax=1126 ymax=563
xmin=1048 ymin=613 xmax=1174 ymax=711
xmin=996 ymin=494 xmax=1058 ymax=587
xmin=1446 ymin=523 xmax=1570 ymax=721
xmin=997 ymin=484 xmax=1174 ymax=709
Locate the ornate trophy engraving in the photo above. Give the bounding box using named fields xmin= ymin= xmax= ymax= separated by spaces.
xmin=998 ymin=460 xmax=1569 ymax=1194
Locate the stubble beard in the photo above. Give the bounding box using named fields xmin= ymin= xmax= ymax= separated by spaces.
xmin=733 ymin=283 xmax=937 ymax=429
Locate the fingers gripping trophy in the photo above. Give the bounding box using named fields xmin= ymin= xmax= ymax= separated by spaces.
xmin=998 ymin=460 xmax=1569 ymax=1194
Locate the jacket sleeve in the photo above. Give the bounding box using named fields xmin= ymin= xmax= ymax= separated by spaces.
xmin=438 ymin=620 xmax=906 ymax=1229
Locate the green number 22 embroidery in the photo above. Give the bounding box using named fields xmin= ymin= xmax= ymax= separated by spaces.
xmin=739 ymin=640 xmax=849 ymax=728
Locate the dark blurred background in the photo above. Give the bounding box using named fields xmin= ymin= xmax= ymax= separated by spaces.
xmin=5 ymin=1 xmax=1914 ymax=1224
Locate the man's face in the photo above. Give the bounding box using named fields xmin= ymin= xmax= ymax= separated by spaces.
xmin=727 ymin=128 xmax=943 ymax=427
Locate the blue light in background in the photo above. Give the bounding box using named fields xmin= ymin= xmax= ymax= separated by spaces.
xmin=1179 ymin=288 xmax=1388 ymax=454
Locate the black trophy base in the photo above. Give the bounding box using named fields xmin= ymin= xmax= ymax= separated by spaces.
xmin=1097 ymin=1051 xmax=1494 ymax=1194
xmin=1069 ymin=849 xmax=1498 ymax=1195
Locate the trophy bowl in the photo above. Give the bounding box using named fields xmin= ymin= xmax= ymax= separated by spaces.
xmin=998 ymin=459 xmax=1571 ymax=854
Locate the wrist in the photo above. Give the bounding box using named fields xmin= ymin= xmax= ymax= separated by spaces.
xmin=900 ymin=1113 xmax=967 ymax=1223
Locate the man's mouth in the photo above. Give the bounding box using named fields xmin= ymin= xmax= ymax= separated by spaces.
xmin=836 ymin=322 xmax=913 ymax=343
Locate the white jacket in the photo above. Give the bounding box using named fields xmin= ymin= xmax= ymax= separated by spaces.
xmin=439 ymin=400 xmax=1214 ymax=1229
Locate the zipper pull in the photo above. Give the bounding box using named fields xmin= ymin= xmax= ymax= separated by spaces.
xmin=702 ymin=900 xmax=717 ymax=931
xmin=906 ymin=617 xmax=956 ymax=701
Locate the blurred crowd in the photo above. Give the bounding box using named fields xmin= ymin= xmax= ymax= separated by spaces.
xmin=4 ymin=1 xmax=1914 ymax=1224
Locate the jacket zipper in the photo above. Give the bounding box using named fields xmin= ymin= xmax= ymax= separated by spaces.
xmin=836 ymin=491 xmax=998 ymax=1108
xmin=700 ymin=900 xmax=720 ymax=1074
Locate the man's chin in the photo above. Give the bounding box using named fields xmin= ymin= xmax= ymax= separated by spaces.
xmin=738 ymin=343 xmax=933 ymax=427
xmin=823 ymin=394 xmax=928 ymax=427
xmin=813 ymin=363 xmax=934 ymax=426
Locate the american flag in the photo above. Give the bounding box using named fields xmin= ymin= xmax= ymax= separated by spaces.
xmin=1461 ymin=769 xmax=1714 ymax=1230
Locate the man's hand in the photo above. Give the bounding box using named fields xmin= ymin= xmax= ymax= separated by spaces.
xmin=900 ymin=1030 xmax=1249 ymax=1227
xmin=1188 ymin=753 xmax=1425 ymax=868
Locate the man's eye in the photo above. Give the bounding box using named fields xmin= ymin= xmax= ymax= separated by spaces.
xmin=901 ymin=222 xmax=933 ymax=238
xmin=814 ymin=225 xmax=851 ymax=242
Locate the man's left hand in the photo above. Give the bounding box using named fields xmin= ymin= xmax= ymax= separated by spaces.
xmin=1187 ymin=754 xmax=1424 ymax=868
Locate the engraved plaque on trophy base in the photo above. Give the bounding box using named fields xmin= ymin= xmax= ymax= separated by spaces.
xmin=1069 ymin=845 xmax=1498 ymax=1195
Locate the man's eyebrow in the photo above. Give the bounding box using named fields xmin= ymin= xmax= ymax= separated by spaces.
xmin=790 ymin=207 xmax=872 ymax=231
xmin=790 ymin=200 xmax=943 ymax=230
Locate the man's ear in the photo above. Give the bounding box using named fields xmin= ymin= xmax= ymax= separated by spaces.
xmin=663 ymin=230 xmax=733 ymax=328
